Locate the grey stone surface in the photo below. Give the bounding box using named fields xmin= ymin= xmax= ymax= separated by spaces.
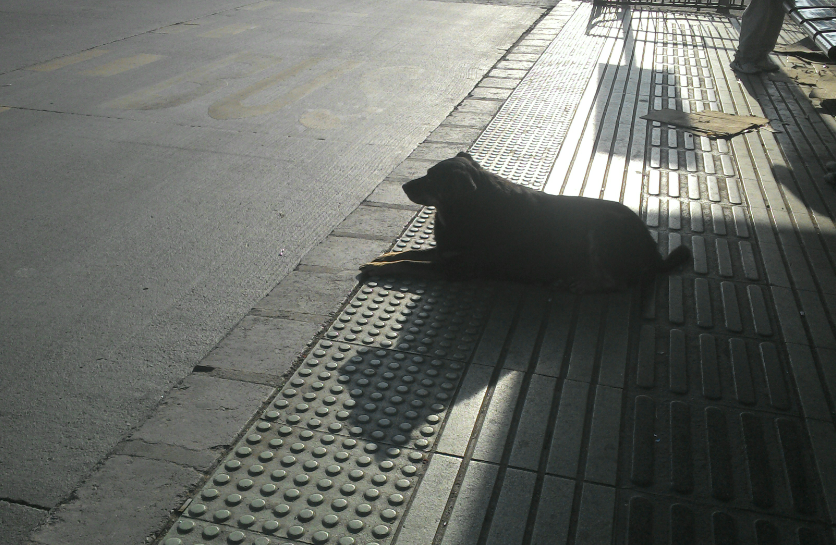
xmin=397 ymin=454 xmax=462 ymax=545
xmin=113 ymin=440 xmax=219 ymax=472
xmin=200 ymin=315 xmax=321 ymax=376
xmin=30 ymin=455 xmax=201 ymax=545
xmin=364 ymin=181 xmax=421 ymax=209
xmin=574 ymin=483 xmax=616 ymax=545
xmin=441 ymin=460 xmax=499 ymax=545
xmin=0 ymin=500 xmax=47 ymax=545
xmin=333 ymin=205 xmax=417 ymax=240
xmin=130 ymin=373 xmax=275 ymax=453
xmin=252 ymin=269 xmax=358 ymax=319
xmin=486 ymin=468 xmax=537 ymax=545
xmin=300 ymin=235 xmax=391 ymax=271
xmin=436 ymin=364 xmax=493 ymax=457
xmin=472 ymin=369 xmax=525 ymax=464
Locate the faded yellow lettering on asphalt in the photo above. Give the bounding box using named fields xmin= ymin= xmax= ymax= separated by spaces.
xmin=28 ymin=49 xmax=108 ymax=72
xmin=198 ymin=23 xmax=257 ymax=38
xmin=84 ymin=54 xmax=164 ymax=77
xmin=104 ymin=53 xmax=278 ymax=110
xmin=209 ymin=59 xmax=361 ymax=120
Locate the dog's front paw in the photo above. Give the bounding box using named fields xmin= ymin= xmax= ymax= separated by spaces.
xmin=359 ymin=261 xmax=387 ymax=275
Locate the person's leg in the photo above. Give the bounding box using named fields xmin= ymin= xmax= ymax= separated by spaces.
xmin=733 ymin=0 xmax=784 ymax=72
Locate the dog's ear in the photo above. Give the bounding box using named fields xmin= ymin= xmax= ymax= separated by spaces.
xmin=447 ymin=170 xmax=477 ymax=197
xmin=456 ymin=151 xmax=474 ymax=161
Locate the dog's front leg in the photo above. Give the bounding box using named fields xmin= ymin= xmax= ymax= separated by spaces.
xmin=369 ymin=248 xmax=439 ymax=263
xmin=359 ymin=259 xmax=444 ymax=279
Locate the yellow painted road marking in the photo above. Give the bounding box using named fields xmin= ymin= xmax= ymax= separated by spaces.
xmin=198 ymin=23 xmax=257 ymax=38
xmin=0 ymin=106 xmax=9 ymax=113
xmin=104 ymin=53 xmax=278 ymax=110
xmin=209 ymin=59 xmax=361 ymax=120
xmin=84 ymin=54 xmax=164 ymax=77
xmin=240 ymin=1 xmax=278 ymax=10
xmin=28 ymin=49 xmax=108 ymax=72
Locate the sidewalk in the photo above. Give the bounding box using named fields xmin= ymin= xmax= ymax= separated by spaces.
xmin=32 ymin=1 xmax=836 ymax=543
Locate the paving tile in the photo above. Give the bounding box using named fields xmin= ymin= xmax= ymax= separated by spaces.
xmin=574 ymin=482 xmax=616 ymax=545
xmin=529 ymin=475 xmax=574 ymax=545
xmin=584 ymin=385 xmax=624 ymax=486
xmin=435 ymin=363 xmax=492 ymax=458
xmin=484 ymin=468 xmax=537 ymax=545
xmin=547 ymin=379 xmax=590 ymax=478
xmin=472 ymin=369 xmax=524 ymax=464
xmin=509 ymin=375 xmax=557 ymax=471
xmin=396 ymin=454 xmax=460 ymax=545
xmin=440 ymin=460 xmax=499 ymax=545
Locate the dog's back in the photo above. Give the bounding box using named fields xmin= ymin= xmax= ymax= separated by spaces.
xmin=372 ymin=153 xmax=690 ymax=290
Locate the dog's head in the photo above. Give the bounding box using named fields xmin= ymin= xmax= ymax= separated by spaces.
xmin=402 ymin=152 xmax=479 ymax=207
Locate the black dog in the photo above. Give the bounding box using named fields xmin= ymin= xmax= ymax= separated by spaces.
xmin=361 ymin=152 xmax=690 ymax=292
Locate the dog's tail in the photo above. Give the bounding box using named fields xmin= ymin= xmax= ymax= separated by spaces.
xmin=658 ymin=245 xmax=691 ymax=273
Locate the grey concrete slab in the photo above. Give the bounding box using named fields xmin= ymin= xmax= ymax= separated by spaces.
xmin=472 ymin=369 xmax=525 ymax=464
xmin=485 ymin=468 xmax=536 ymax=545
xmin=397 ymin=454 xmax=461 ymax=545
xmin=199 ymin=315 xmax=321 ymax=375
xmin=575 ymin=482 xmax=616 ymax=545
xmin=530 ymin=476 xmax=574 ymax=545
xmin=0 ymin=500 xmax=47 ymax=545
xmin=547 ymin=379 xmax=590 ymax=478
xmin=509 ymin=375 xmax=556 ymax=471
xmin=300 ymin=235 xmax=391 ymax=272
xmin=436 ymin=363 xmax=493 ymax=458
xmin=129 ymin=373 xmax=275 ymax=452
xmin=332 ymin=205 xmax=417 ymax=241
xmin=252 ymin=269 xmax=359 ymax=320
xmin=364 ymin=181 xmax=421 ymax=210
xmin=30 ymin=455 xmax=201 ymax=545
xmin=440 ymin=460 xmax=499 ymax=545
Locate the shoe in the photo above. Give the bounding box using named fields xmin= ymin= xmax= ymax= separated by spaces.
xmin=730 ymin=60 xmax=761 ymax=74
xmin=756 ymin=57 xmax=780 ymax=72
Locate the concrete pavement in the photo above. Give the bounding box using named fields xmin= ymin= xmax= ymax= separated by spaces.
xmin=8 ymin=0 xmax=836 ymax=544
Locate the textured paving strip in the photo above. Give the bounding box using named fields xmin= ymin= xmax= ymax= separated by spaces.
xmin=160 ymin=4 xmax=836 ymax=545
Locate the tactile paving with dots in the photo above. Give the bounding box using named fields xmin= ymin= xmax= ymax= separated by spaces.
xmin=263 ymin=340 xmax=466 ymax=448
xmin=175 ymin=426 xmax=426 ymax=545
xmin=391 ymin=207 xmax=435 ymax=254
xmin=323 ymin=280 xmax=493 ymax=362
xmin=162 ymin=518 xmax=303 ymax=545
xmin=469 ymin=3 xmax=613 ymax=189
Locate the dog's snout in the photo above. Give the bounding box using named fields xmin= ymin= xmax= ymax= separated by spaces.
xmin=402 ymin=176 xmax=435 ymax=206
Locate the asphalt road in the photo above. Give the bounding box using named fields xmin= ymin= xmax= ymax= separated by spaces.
xmin=0 ymin=0 xmax=540 ymax=540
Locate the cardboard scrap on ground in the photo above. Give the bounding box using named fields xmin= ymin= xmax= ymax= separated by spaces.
xmin=640 ymin=108 xmax=771 ymax=139
xmin=774 ymin=41 xmax=831 ymax=63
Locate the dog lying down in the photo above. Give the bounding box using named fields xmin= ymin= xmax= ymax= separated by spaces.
xmin=360 ymin=152 xmax=691 ymax=293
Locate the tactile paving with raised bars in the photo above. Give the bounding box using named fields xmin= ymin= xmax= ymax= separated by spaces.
xmin=620 ymin=11 xmax=834 ymax=540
